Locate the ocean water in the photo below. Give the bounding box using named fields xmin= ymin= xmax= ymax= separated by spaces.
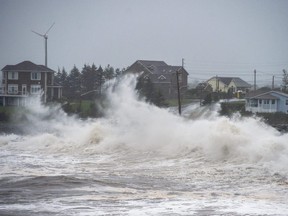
xmin=0 ymin=75 xmax=288 ymax=216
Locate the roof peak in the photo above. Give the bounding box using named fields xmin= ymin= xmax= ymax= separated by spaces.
xmin=1 ymin=60 xmax=55 ymax=72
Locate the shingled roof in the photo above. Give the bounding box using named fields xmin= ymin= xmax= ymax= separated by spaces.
xmin=136 ymin=60 xmax=187 ymax=75
xmin=1 ymin=61 xmax=55 ymax=73
xmin=137 ymin=60 xmax=167 ymax=68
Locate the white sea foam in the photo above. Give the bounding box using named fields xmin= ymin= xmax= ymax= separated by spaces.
xmin=1 ymin=74 xmax=288 ymax=176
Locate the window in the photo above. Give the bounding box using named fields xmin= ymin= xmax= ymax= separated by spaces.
xmin=272 ymin=99 xmax=275 ymax=104
xmin=8 ymin=71 xmax=18 ymax=80
xmin=8 ymin=84 xmax=18 ymax=94
xmin=31 ymin=72 xmax=41 ymax=80
xmin=264 ymin=100 xmax=269 ymax=104
xmin=251 ymin=100 xmax=258 ymax=107
xmin=30 ymin=85 xmax=41 ymax=94
xmin=286 ymin=100 xmax=288 ymax=105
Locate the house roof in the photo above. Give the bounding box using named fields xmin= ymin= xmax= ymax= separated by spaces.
xmin=219 ymin=77 xmax=233 ymax=85
xmin=1 ymin=61 xmax=55 ymax=73
xmin=253 ymin=94 xmax=279 ymax=100
xmin=137 ymin=60 xmax=188 ymax=75
xmin=246 ymin=90 xmax=288 ymax=99
xmin=231 ymin=77 xmax=252 ymax=88
xmin=137 ymin=60 xmax=168 ymax=67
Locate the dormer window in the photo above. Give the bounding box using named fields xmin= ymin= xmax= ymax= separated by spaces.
xmin=147 ymin=65 xmax=154 ymax=71
xmin=31 ymin=72 xmax=41 ymax=80
xmin=158 ymin=75 xmax=166 ymax=80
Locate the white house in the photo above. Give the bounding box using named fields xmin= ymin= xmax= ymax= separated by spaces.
xmin=245 ymin=90 xmax=288 ymax=113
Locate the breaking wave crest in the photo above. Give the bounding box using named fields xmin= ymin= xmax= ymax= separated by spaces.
xmin=1 ymin=74 xmax=288 ymax=175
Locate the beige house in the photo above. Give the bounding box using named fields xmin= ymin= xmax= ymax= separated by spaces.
xmin=206 ymin=76 xmax=251 ymax=93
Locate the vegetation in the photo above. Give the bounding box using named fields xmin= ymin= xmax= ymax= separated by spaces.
xmin=135 ymin=77 xmax=168 ymax=107
xmin=219 ymin=101 xmax=248 ymax=116
xmin=219 ymin=101 xmax=288 ymax=127
xmin=281 ymin=69 xmax=288 ymax=93
xmin=0 ymin=107 xmax=13 ymax=121
xmin=61 ymin=100 xmax=100 ymax=118
xmin=55 ymin=64 xmax=126 ymax=101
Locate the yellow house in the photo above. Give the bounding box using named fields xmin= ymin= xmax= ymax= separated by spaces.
xmin=206 ymin=76 xmax=251 ymax=93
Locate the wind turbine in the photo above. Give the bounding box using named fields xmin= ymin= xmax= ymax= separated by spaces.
xmin=31 ymin=22 xmax=55 ymax=67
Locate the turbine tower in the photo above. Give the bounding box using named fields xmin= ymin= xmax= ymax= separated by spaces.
xmin=31 ymin=22 xmax=55 ymax=67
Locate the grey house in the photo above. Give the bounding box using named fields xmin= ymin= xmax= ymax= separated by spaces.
xmin=1 ymin=61 xmax=62 ymax=106
xmin=125 ymin=60 xmax=188 ymax=99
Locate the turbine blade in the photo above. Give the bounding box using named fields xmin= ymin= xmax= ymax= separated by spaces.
xmin=31 ymin=30 xmax=44 ymax=37
xmin=45 ymin=22 xmax=55 ymax=35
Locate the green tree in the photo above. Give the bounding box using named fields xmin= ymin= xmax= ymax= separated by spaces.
xmin=81 ymin=64 xmax=93 ymax=94
xmin=96 ymin=66 xmax=104 ymax=96
xmin=67 ymin=65 xmax=81 ymax=99
xmin=103 ymin=64 xmax=115 ymax=80
xmin=59 ymin=67 xmax=69 ymax=98
xmin=136 ymin=77 xmax=167 ymax=107
xmin=54 ymin=67 xmax=62 ymax=85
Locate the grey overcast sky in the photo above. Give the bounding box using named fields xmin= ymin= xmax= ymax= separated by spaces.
xmin=0 ymin=0 xmax=288 ymax=86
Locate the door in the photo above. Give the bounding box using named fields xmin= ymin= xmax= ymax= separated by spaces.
xmin=22 ymin=85 xmax=27 ymax=95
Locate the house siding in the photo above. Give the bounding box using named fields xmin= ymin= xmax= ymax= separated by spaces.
xmin=270 ymin=92 xmax=288 ymax=113
xmin=207 ymin=78 xmax=228 ymax=92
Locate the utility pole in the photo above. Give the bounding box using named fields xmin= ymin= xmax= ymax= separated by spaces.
xmin=254 ymin=69 xmax=256 ymax=91
xmin=176 ymin=68 xmax=181 ymax=115
xmin=272 ymin=75 xmax=275 ymax=90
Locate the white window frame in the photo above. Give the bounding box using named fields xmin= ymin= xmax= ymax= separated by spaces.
xmin=30 ymin=85 xmax=41 ymax=94
xmin=8 ymin=84 xmax=18 ymax=94
xmin=8 ymin=71 xmax=18 ymax=80
xmin=31 ymin=72 xmax=41 ymax=80
xmin=158 ymin=75 xmax=166 ymax=80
